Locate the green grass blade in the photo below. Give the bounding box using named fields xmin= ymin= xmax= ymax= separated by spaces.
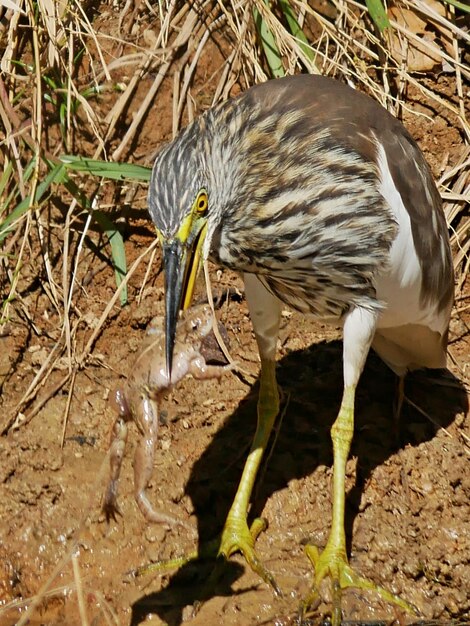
xmin=0 ymin=161 xmax=67 ymax=241
xmin=93 ymin=210 xmax=128 ymax=306
xmin=279 ymin=0 xmax=316 ymax=62
xmin=62 ymin=177 xmax=128 ymax=306
xmin=253 ymin=3 xmax=285 ymax=78
xmin=440 ymin=0 xmax=470 ymax=11
xmin=0 ymin=161 xmax=13 ymax=201
xmin=1 ymin=156 xmax=129 ymax=304
xmin=60 ymin=155 xmax=152 ymax=181
xmin=365 ymin=0 xmax=391 ymax=31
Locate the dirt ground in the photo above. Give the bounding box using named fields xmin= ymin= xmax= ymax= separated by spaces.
xmin=1 ymin=12 xmax=470 ymax=626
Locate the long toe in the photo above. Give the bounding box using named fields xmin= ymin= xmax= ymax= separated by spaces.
xmin=218 ymin=515 xmax=282 ymax=596
xmin=303 ymin=543 xmax=418 ymax=626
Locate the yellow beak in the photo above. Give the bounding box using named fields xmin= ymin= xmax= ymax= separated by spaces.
xmin=161 ymin=214 xmax=207 ymax=375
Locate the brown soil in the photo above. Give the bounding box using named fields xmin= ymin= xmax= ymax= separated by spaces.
xmin=1 ymin=14 xmax=469 ymax=626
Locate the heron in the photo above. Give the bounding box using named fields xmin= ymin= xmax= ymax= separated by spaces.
xmin=147 ymin=74 xmax=454 ymax=623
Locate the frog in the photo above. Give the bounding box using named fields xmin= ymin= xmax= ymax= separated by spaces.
xmin=102 ymin=304 xmax=233 ymax=525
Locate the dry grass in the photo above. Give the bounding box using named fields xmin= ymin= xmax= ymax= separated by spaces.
xmin=0 ymin=0 xmax=469 ymax=623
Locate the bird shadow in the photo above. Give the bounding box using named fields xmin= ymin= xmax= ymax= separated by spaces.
xmin=130 ymin=339 xmax=468 ymax=625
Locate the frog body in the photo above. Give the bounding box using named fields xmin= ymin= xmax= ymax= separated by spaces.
xmin=103 ymin=305 xmax=231 ymax=525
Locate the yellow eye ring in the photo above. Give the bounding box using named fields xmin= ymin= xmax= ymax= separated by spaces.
xmin=195 ymin=190 xmax=208 ymax=215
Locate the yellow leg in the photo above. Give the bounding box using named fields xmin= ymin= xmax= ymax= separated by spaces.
xmin=302 ymin=308 xmax=417 ymax=624
xmin=218 ymin=358 xmax=281 ymax=594
xmin=303 ymin=386 xmax=415 ymax=624
xmin=140 ymin=276 xmax=283 ymax=589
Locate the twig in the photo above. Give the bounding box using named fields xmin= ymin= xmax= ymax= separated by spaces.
xmin=72 ymin=552 xmax=90 ymax=626
xmin=203 ymin=259 xmax=255 ymax=383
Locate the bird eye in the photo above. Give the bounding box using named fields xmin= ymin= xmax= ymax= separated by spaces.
xmin=195 ymin=191 xmax=208 ymax=216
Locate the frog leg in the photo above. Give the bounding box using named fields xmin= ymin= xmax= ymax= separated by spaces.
xmin=103 ymin=416 xmax=128 ymax=521
xmin=136 ymin=278 xmax=281 ymax=589
xmin=189 ymin=357 xmax=235 ymax=381
xmin=133 ymin=395 xmax=185 ymax=527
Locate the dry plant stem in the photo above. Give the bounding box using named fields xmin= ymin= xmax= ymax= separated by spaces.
xmin=0 ymin=583 xmax=76 ymax=618
xmin=26 ymin=0 xmax=41 ymax=208
xmin=15 ymin=372 xmax=72 ymax=432
xmin=0 ymin=8 xmax=20 ymax=74
xmin=211 ymin=5 xmax=251 ymax=103
xmin=136 ymin=244 xmax=159 ymax=305
xmin=453 ymin=222 xmax=470 ymax=264
xmin=438 ymin=146 xmax=470 ymax=204
xmin=404 ymin=0 xmax=470 ymax=47
xmin=91 ymin=592 xmax=120 ymax=626
xmin=203 ymin=260 xmax=254 ymax=384
xmin=15 ymin=451 xmax=113 ymax=626
xmin=111 ymin=5 xmax=199 ymax=161
xmin=442 ymin=192 xmax=470 ymax=202
xmin=445 ymin=146 xmax=470 ymax=284
xmin=405 ymin=395 xmax=469 ymax=457
xmin=168 ymin=11 xmax=217 ymax=136
xmin=1 ymin=210 xmax=32 ymax=330
xmin=186 ymin=90 xmax=194 ymax=123
xmin=216 ymin=0 xmax=267 ymax=83
xmin=1 ymin=340 xmax=68 ymax=434
xmin=111 ymin=60 xmax=172 ymax=159
xmin=451 ymin=29 xmax=469 ymax=144
xmin=73 ymin=0 xmax=111 ymax=82
xmin=77 ymin=239 xmax=159 ymax=366
xmin=203 ymin=260 xmax=236 ymax=368
xmin=448 ymin=219 xmax=470 ymax=279
xmin=172 ymin=69 xmax=180 ymax=138
xmin=439 ymin=151 xmax=470 ymax=186
xmin=118 ymin=0 xmax=135 ymax=36
xmin=36 ymin=0 xmax=63 ymax=67
xmin=390 ymin=18 xmax=470 ymax=81
xmin=61 ymin=368 xmax=77 ymax=446
xmin=72 ymin=552 xmax=90 ymax=626
xmin=0 ymin=78 xmax=26 ymax=196
xmin=211 ymin=46 xmax=237 ymax=104
xmin=176 ymin=25 xmax=212 ymax=124
xmin=68 ymin=206 xmax=93 ymax=324
xmin=66 ymin=30 xmax=73 ymax=153
xmin=26 ymin=0 xmax=62 ymax=316
xmin=62 ymin=200 xmax=78 ymax=373
xmin=103 ymin=57 xmax=151 ymax=139
xmin=175 ymin=7 xmax=228 ymax=123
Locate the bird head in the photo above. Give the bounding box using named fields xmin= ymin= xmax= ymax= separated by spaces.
xmin=148 ymin=131 xmax=211 ymax=377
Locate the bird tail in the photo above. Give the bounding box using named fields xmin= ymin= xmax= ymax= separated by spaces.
xmin=372 ymin=323 xmax=448 ymax=375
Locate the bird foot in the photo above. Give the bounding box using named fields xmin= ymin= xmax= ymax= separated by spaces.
xmin=301 ymin=543 xmax=417 ymax=626
xmin=218 ymin=515 xmax=282 ymax=596
xmin=132 ymin=516 xmax=280 ymax=596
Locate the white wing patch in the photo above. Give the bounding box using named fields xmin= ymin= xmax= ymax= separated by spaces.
xmin=374 ymin=141 xmax=445 ymax=334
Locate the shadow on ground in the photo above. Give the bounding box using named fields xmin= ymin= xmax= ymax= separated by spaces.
xmin=130 ymin=339 xmax=468 ymax=626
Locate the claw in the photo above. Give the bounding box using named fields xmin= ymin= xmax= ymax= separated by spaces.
xmin=102 ymin=480 xmax=123 ymax=523
xmin=133 ymin=516 xmax=281 ymax=596
xmin=301 ymin=542 xmax=418 ymax=626
xmin=218 ymin=515 xmax=282 ymax=596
